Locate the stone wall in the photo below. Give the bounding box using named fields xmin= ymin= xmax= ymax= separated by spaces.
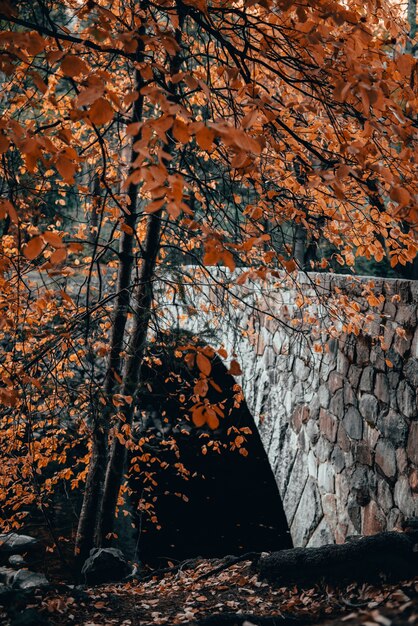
xmin=164 ymin=271 xmax=418 ymax=546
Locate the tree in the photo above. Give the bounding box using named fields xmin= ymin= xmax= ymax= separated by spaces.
xmin=0 ymin=0 xmax=416 ymax=567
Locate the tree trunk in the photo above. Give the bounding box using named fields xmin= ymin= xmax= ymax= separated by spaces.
xmin=75 ymin=44 xmax=146 ymax=565
xmin=95 ymin=211 xmax=163 ymax=545
xmin=258 ymin=531 xmax=418 ymax=586
xmin=95 ymin=3 xmax=185 ymax=547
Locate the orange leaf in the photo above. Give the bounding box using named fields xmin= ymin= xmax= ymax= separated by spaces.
xmin=61 ymin=55 xmax=89 ymax=78
xmin=195 ymin=126 xmax=215 ymax=150
xmin=192 ymin=406 xmax=206 ymax=427
xmin=206 ymin=408 xmax=219 ymax=430
xmin=197 ymin=353 xmax=212 ymax=376
xmin=88 ymin=98 xmax=114 ymax=126
xmin=42 ymin=231 xmax=65 ymax=248
xmin=24 ymin=237 xmax=43 ymax=260
xmin=50 ymin=248 xmax=67 ymax=265
xmin=228 ymin=359 xmax=242 ymax=376
xmin=172 ymin=120 xmax=190 ymax=144
xmin=56 ymin=155 xmax=77 ymax=183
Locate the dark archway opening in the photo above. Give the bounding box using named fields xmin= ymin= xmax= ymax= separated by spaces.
xmin=128 ymin=332 xmax=292 ymax=566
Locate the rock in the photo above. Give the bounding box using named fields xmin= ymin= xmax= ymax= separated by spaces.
xmin=351 ymin=466 xmax=371 ymax=506
xmin=307 ymin=517 xmax=334 ymax=547
xmin=394 ymin=476 xmax=415 ymax=517
xmin=0 ymin=566 xmax=16 ymax=585
xmin=343 ymin=406 xmax=363 ymax=440
xmin=318 ymin=462 xmax=335 ymax=494
xmin=375 ymin=439 xmax=396 ymax=480
xmin=409 ymin=470 xmax=418 ymax=494
xmin=407 ymin=422 xmax=418 ymax=466
xmin=329 ymin=372 xmax=344 ymax=393
xmin=0 ymin=534 xmax=38 ymax=555
xmin=8 ymin=555 xmax=25 ymax=567
xmin=353 ymin=442 xmax=372 ymax=466
xmin=319 ymin=409 xmax=337 ymax=442
xmin=331 ymin=447 xmax=345 ymax=473
xmin=375 ymin=373 xmax=390 ymax=404
xmin=359 ymin=394 xmax=379 ymax=425
xmin=291 ymin=477 xmax=322 ymax=547
xmin=315 ymin=437 xmax=332 ymax=463
xmin=377 ymin=409 xmax=408 ymax=447
xmin=306 ymin=419 xmax=319 ymax=444
xmin=359 ymin=366 xmax=374 ymax=393
xmin=12 ymin=570 xmax=49 ymax=590
xmin=362 ymin=500 xmax=385 ymax=535
xmin=283 ymin=451 xmax=309 ymax=524
xmin=397 ymin=380 xmax=416 ymax=418
xmin=330 ymin=389 xmax=344 ymax=417
xmin=403 ymin=358 xmax=418 ymax=388
xmin=348 ymin=364 xmax=362 ymax=389
xmin=81 ymin=548 xmax=131 ymax=585
xmin=318 ymin=384 xmax=331 ymax=409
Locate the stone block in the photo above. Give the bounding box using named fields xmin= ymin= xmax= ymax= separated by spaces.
xmin=306 ymin=419 xmax=320 ymax=444
xmin=308 ymin=450 xmax=317 ymax=478
xmin=351 ymin=466 xmax=371 ymax=506
xmin=343 ymin=381 xmax=356 ymax=406
xmin=306 ymin=517 xmax=334 ymax=547
xmin=396 ymin=448 xmax=408 ymax=474
xmin=377 ymin=477 xmax=393 ymax=512
xmin=315 ymin=437 xmax=333 ymax=462
xmin=397 ymin=380 xmax=416 ymax=418
xmin=375 ymin=372 xmax=390 ymax=404
xmin=330 ymin=388 xmax=344 ymax=418
xmin=318 ymin=384 xmax=330 ymax=409
xmin=328 ymin=371 xmax=344 ymax=393
xmin=337 ymin=351 xmax=350 ymax=376
xmin=407 ymin=422 xmax=418 ymax=466
xmin=355 ymin=334 xmax=372 ymax=366
xmin=353 ymin=442 xmax=372 ymax=466
xmin=377 ymin=409 xmax=408 ymax=447
xmin=394 ymin=476 xmax=415 ymax=517
xmin=375 ymin=439 xmax=396 ymax=480
xmin=322 ymin=493 xmax=337 ymax=530
xmin=283 ymin=451 xmax=309 ymax=525
xmin=362 ymin=500 xmax=386 ymax=535
xmin=331 ymin=447 xmax=346 ymax=473
xmin=319 ymin=409 xmax=338 ymax=442
xmin=337 ymin=422 xmax=351 ymax=452
xmin=348 ymin=364 xmax=362 ymax=389
xmin=387 ymin=507 xmax=404 ymax=531
xmin=343 ymin=406 xmax=363 ymax=440
xmin=359 ymin=366 xmax=375 ymax=392
xmin=359 ymin=393 xmax=379 ymax=425
xmin=409 ymin=469 xmax=418 ymax=494
xmin=318 ymin=462 xmax=335 ymax=494
xmin=403 ymin=358 xmax=418 ymax=389
xmin=291 ymin=404 xmax=309 ymax=433
xmin=291 ymin=477 xmax=323 ymax=547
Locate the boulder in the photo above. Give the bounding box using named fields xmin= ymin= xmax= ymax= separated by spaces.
xmin=12 ymin=570 xmax=49 ymax=590
xmin=8 ymin=555 xmax=25 ymax=568
xmin=0 ymin=534 xmax=38 ymax=555
xmin=81 ymin=548 xmax=131 ymax=585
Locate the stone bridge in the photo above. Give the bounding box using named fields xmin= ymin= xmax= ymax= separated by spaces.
xmin=161 ymin=270 xmax=418 ymax=547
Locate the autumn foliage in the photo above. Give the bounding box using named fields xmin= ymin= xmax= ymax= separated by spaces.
xmin=0 ymin=0 xmax=416 ymax=565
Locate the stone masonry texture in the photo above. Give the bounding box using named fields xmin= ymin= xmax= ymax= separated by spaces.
xmin=163 ymin=272 xmax=418 ymax=547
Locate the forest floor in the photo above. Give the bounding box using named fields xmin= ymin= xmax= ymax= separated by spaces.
xmin=2 ymin=557 xmax=417 ymax=626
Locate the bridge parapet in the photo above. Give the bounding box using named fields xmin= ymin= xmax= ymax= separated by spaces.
xmin=161 ymin=270 xmax=418 ymax=546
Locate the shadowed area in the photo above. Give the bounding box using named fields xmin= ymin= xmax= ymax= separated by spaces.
xmin=128 ymin=332 xmax=292 ymax=565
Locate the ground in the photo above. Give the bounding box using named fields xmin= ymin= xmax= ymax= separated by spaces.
xmin=3 ymin=558 xmax=416 ymax=626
